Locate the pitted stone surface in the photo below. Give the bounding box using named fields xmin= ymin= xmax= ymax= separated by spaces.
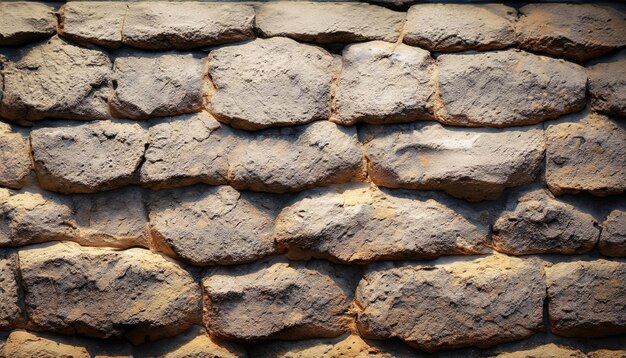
xmin=0 ymin=251 xmax=22 ymax=330
xmin=137 ymin=325 xmax=245 ymax=358
xmin=275 ymin=184 xmax=489 ymax=263
xmin=404 ymin=4 xmax=517 ymax=52
xmin=208 ymin=37 xmax=335 ymax=130
xmin=0 ymin=122 xmax=32 ymax=189
xmin=255 ymin=2 xmax=404 ymax=43
xmin=600 ymin=209 xmax=626 ymax=257
xmin=148 ymin=185 xmax=277 ymax=266
xmin=362 ymin=122 xmax=545 ymax=201
xmin=0 ymin=330 xmax=90 ymax=358
xmin=588 ymin=54 xmax=626 ymax=118
xmin=495 ymin=344 xmax=586 ymax=358
xmin=436 ymin=50 xmax=587 ymax=127
xmin=333 ymin=41 xmax=435 ymax=126
xmin=59 ymin=2 xmax=128 ymax=48
xmin=0 ymin=2 xmax=56 ymax=46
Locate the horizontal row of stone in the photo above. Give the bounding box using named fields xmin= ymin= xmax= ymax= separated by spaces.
xmin=2 ymin=35 xmax=624 ymax=128
xmin=3 ymin=2 xmax=625 ymax=63
xmin=1 ymin=244 xmax=624 ymax=351
xmin=1 ymin=183 xmax=624 ymax=266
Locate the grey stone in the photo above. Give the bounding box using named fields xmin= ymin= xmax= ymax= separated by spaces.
xmin=0 ymin=122 xmax=32 ymax=189
xmin=0 ymin=2 xmax=56 ymax=46
xmin=600 ymin=209 xmax=626 ymax=257
xmin=0 ymin=251 xmax=22 ymax=330
xmin=59 ymin=2 xmax=127 ymax=48
xmin=588 ymin=53 xmax=626 ymax=118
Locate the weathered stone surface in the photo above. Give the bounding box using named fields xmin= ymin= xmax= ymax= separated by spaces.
xmin=136 ymin=325 xmax=245 ymax=358
xmin=208 ymin=37 xmax=335 ymax=130
xmin=356 ymin=254 xmax=546 ymax=351
xmin=495 ymin=343 xmax=586 ymax=358
xmin=0 ymin=2 xmax=56 ymax=46
xmin=31 ymin=120 xmax=148 ymax=194
xmin=202 ymin=258 xmax=358 ymax=341
xmin=332 ymin=41 xmax=435 ymax=126
xmin=436 ymin=50 xmax=587 ymax=127
xmin=588 ymin=349 xmax=626 ymax=358
xmin=404 ymin=4 xmax=517 ymax=52
xmin=148 ymin=185 xmax=277 ymax=266
xmin=0 ymin=37 xmax=112 ymax=121
xmin=493 ymin=189 xmax=599 ymax=255
xmin=0 ymin=122 xmax=32 ymax=189
xmin=19 ymin=242 xmax=201 ymax=344
xmin=140 ymin=112 xmax=234 ymax=189
xmin=0 ymin=251 xmax=22 ymax=330
xmin=229 ymin=121 xmax=364 ymax=193
xmin=275 ymin=184 xmax=489 ymax=263
xmin=110 ymin=53 xmax=205 ymax=120
xmin=517 ymin=4 xmax=626 ymax=63
xmin=59 ymin=2 xmax=127 ymax=48
xmin=363 ymin=122 xmax=545 ymax=201
xmin=546 ymin=260 xmax=626 ymax=337
xmin=588 ymin=53 xmax=626 ymax=118
xmin=546 ymin=114 xmax=626 ymax=196
xmin=255 ymin=2 xmax=404 ymax=43
xmin=600 ymin=209 xmax=626 ymax=257
xmin=0 ymin=330 xmax=90 ymax=358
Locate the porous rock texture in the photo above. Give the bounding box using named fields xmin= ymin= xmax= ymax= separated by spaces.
xmin=587 ymin=52 xmax=626 ymax=118
xmin=495 ymin=343 xmax=586 ymax=358
xmin=600 ymin=209 xmax=626 ymax=257
xmin=0 ymin=122 xmax=32 ymax=189
xmin=0 ymin=251 xmax=22 ymax=330
xmin=0 ymin=2 xmax=55 ymax=46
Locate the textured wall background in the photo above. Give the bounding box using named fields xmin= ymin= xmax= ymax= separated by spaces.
xmin=0 ymin=1 xmax=625 ymax=357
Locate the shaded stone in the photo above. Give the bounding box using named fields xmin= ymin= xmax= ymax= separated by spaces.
xmin=362 ymin=122 xmax=545 ymax=201
xmin=208 ymin=37 xmax=335 ymax=130
xmin=148 ymin=185 xmax=277 ymax=266
xmin=332 ymin=41 xmax=435 ymax=126
xmin=356 ymin=254 xmax=546 ymax=351
xmin=546 ymin=260 xmax=626 ymax=338
xmin=202 ymin=258 xmax=358 ymax=341
xmin=255 ymin=2 xmax=403 ymax=43
xmin=140 ymin=112 xmax=234 ymax=189
xmin=110 ymin=52 xmax=205 ymax=120
xmin=19 ymin=242 xmax=201 ymax=344
xmin=0 ymin=2 xmax=56 ymax=46
xmin=436 ymin=50 xmax=587 ymax=127
xmin=275 ymin=184 xmax=489 ymax=263
xmin=0 ymin=37 xmax=112 ymax=121
xmin=59 ymin=2 xmax=127 ymax=48
xmin=588 ymin=53 xmax=626 ymax=118
xmin=600 ymin=209 xmax=626 ymax=257
xmin=495 ymin=343 xmax=586 ymax=358
xmin=0 ymin=122 xmax=32 ymax=189
xmin=0 ymin=330 xmax=90 ymax=358
xmin=404 ymin=4 xmax=517 ymax=52
xmin=31 ymin=120 xmax=148 ymax=194
xmin=0 ymin=251 xmax=22 ymax=330
xmin=229 ymin=121 xmax=364 ymax=193
xmin=517 ymin=4 xmax=626 ymax=63
xmin=546 ymin=114 xmax=626 ymax=196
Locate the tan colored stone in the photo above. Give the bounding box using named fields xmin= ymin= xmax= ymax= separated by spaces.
xmin=0 ymin=330 xmax=90 ymax=358
xmin=254 ymin=334 xmax=403 ymax=358
xmin=0 ymin=122 xmax=32 ymax=189
xmin=588 ymin=53 xmax=626 ymax=118
xmin=0 ymin=2 xmax=56 ymax=46
xmin=589 ymin=349 xmax=626 ymax=358
xmin=59 ymin=2 xmax=127 ymax=48
xmin=495 ymin=343 xmax=585 ymax=358
xmin=600 ymin=209 xmax=626 ymax=257
xmin=0 ymin=251 xmax=22 ymax=330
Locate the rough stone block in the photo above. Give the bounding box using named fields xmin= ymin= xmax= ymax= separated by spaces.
xmin=0 ymin=2 xmax=56 ymax=46
xmin=0 ymin=330 xmax=90 ymax=358
xmin=0 ymin=251 xmax=22 ymax=330
xmin=0 ymin=122 xmax=32 ymax=189
xmin=495 ymin=344 xmax=586 ymax=358
xmin=588 ymin=53 xmax=626 ymax=118
xmin=59 ymin=2 xmax=127 ymax=48
xmin=136 ymin=325 xmax=245 ymax=357
xmin=600 ymin=209 xmax=626 ymax=257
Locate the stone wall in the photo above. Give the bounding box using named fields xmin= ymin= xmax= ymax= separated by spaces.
xmin=0 ymin=1 xmax=625 ymax=357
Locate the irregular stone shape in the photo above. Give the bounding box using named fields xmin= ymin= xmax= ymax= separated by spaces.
xmin=110 ymin=52 xmax=205 ymax=120
xmin=31 ymin=120 xmax=148 ymax=194
xmin=59 ymin=2 xmax=127 ymax=48
xmin=202 ymin=258 xmax=358 ymax=341
xmin=546 ymin=114 xmax=626 ymax=196
xmin=0 ymin=37 xmax=112 ymax=121
xmin=19 ymin=242 xmax=201 ymax=344
xmin=356 ymin=254 xmax=546 ymax=351
xmin=589 ymin=349 xmax=626 ymax=358
xmin=404 ymin=4 xmax=517 ymax=52
xmin=275 ymin=184 xmax=489 ymax=263
xmin=254 ymin=334 xmax=403 ymax=358
xmin=0 ymin=251 xmax=22 ymax=329
xmin=255 ymin=2 xmax=403 ymax=43
xmin=495 ymin=343 xmax=586 ymax=358
xmin=546 ymin=260 xmax=626 ymax=338
xmin=600 ymin=209 xmax=626 ymax=257
xmin=332 ymin=41 xmax=435 ymax=126
xmin=1 ymin=330 xmax=90 ymax=358
xmin=0 ymin=122 xmax=32 ymax=189
xmin=228 ymin=121 xmax=364 ymax=193
xmin=588 ymin=54 xmax=626 ymax=117
xmin=493 ymin=189 xmax=599 ymax=255
xmin=0 ymin=2 xmax=56 ymax=46
xmin=517 ymin=4 xmax=626 ymax=63
xmin=140 ymin=112 xmax=234 ymax=189
xmin=136 ymin=325 xmax=245 ymax=358
xmin=436 ymin=50 xmax=587 ymax=127
xmin=148 ymin=185 xmax=276 ymax=266
xmin=208 ymin=37 xmax=335 ymax=130
xmin=362 ymin=122 xmax=545 ymax=201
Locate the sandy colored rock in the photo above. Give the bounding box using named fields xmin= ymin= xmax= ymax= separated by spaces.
xmin=0 ymin=36 xmax=112 ymax=122
xmin=356 ymin=254 xmax=546 ymax=351
xmin=31 ymin=120 xmax=147 ymax=194
xmin=363 ymin=122 xmax=545 ymax=201
xmin=202 ymin=258 xmax=358 ymax=341
xmin=136 ymin=325 xmax=245 ymax=358
xmin=332 ymin=41 xmax=435 ymax=126
xmin=517 ymin=4 xmax=626 ymax=63
xmin=19 ymin=242 xmax=201 ymax=344
xmin=255 ymin=2 xmax=403 ymax=43
xmin=275 ymin=184 xmax=489 ymax=263
xmin=254 ymin=334 xmax=404 ymax=358
xmin=148 ymin=185 xmax=277 ymax=266
xmin=404 ymin=4 xmax=516 ymax=52
xmin=546 ymin=114 xmax=626 ymax=196
xmin=229 ymin=121 xmax=364 ymax=193
xmin=208 ymin=37 xmax=335 ymax=130
xmin=588 ymin=349 xmax=626 ymax=358
xmin=495 ymin=343 xmax=585 ymax=358
xmin=0 ymin=2 xmax=56 ymax=46
xmin=140 ymin=112 xmax=234 ymax=189
xmin=600 ymin=209 xmax=626 ymax=257
xmin=0 ymin=251 xmax=22 ymax=330
xmin=59 ymin=2 xmax=127 ymax=48
xmin=0 ymin=122 xmax=32 ymax=189
xmin=588 ymin=53 xmax=626 ymax=118
xmin=436 ymin=50 xmax=587 ymax=127
xmin=0 ymin=330 xmax=90 ymax=358
xmin=110 ymin=52 xmax=205 ymax=120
